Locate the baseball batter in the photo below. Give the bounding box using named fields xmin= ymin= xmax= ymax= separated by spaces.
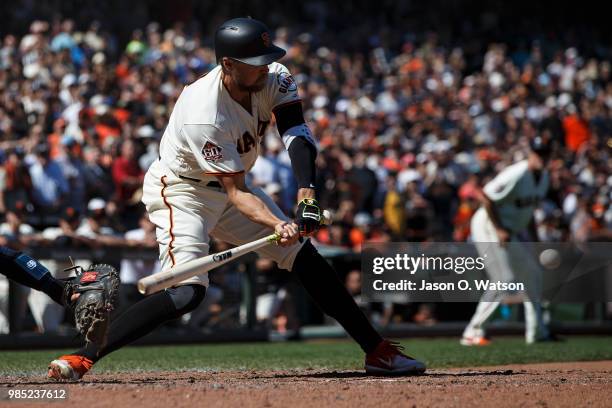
xmin=48 ymin=17 xmax=425 ymax=380
xmin=461 ymin=141 xmax=552 ymax=345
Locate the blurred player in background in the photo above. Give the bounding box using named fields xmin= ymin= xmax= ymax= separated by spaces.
xmin=461 ymin=138 xmax=554 ymax=345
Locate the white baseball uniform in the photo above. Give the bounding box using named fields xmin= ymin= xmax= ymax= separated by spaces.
xmin=142 ymin=62 xmax=306 ymax=287
xmin=464 ymin=160 xmax=550 ymax=343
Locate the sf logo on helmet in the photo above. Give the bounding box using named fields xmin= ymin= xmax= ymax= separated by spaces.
xmin=261 ymin=32 xmax=270 ymax=47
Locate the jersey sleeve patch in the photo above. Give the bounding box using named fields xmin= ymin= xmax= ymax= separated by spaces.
xmin=201 ymin=141 xmax=224 ymax=163
xmin=268 ymin=63 xmax=301 ymax=110
xmin=277 ymin=72 xmax=297 ymax=94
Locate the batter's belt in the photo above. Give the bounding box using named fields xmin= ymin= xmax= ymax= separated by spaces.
xmin=156 ymin=157 xmax=224 ymax=191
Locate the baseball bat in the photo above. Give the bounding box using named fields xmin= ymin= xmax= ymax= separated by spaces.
xmin=137 ymin=209 xmax=333 ymax=295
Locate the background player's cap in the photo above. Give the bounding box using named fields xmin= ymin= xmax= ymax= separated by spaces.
xmin=530 ymin=136 xmax=552 ymax=160
xmin=215 ymin=17 xmax=286 ymax=66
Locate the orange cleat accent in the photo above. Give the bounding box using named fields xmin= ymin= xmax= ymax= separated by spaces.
xmin=47 ymin=355 xmax=94 ymax=380
xmin=460 ymin=336 xmax=492 ymax=346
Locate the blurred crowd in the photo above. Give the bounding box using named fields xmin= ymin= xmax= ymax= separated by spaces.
xmin=301 ymin=40 xmax=612 ymax=248
xmin=0 ymin=1 xmax=611 ymax=333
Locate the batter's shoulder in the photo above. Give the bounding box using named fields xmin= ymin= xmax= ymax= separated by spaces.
xmin=268 ymin=61 xmax=290 ymax=74
xmin=263 ymin=62 xmax=300 ymax=110
xmin=179 ymin=66 xmax=224 ymax=126
xmin=186 ymin=65 xmax=222 ymax=88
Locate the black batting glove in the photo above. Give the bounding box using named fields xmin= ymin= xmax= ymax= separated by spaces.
xmin=296 ymin=198 xmax=321 ymax=235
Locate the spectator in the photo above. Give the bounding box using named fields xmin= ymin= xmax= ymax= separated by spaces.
xmin=76 ymin=198 xmax=120 ymax=242
xmin=347 ymin=152 xmax=378 ymax=213
xmin=0 ymin=210 xmax=35 ymax=247
xmin=57 ymin=135 xmax=86 ymax=214
xmin=0 ymin=148 xmax=33 ymax=214
xmin=383 ymin=175 xmax=405 ymax=239
xmin=119 ymin=213 xmax=159 ymax=312
xmin=27 ymin=144 xmax=69 ymax=216
xmin=563 ymin=107 xmax=591 ymax=153
xmin=111 ymin=140 xmax=144 ymax=203
xmin=82 ymin=146 xmax=115 ymax=201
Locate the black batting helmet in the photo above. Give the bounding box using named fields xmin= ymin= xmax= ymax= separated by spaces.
xmin=215 ymin=17 xmax=286 ymax=66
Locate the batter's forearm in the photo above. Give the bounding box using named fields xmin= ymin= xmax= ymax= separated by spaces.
xmin=230 ymin=190 xmax=285 ymax=229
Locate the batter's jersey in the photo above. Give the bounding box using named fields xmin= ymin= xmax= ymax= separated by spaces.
xmin=482 ymin=160 xmax=549 ymax=233
xmin=157 ymin=62 xmax=300 ymax=182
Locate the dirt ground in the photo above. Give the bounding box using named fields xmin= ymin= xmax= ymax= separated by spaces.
xmin=1 ymin=360 xmax=610 ymax=408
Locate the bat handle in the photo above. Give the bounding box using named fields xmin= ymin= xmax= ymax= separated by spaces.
xmin=272 ymin=209 xmax=333 ymax=243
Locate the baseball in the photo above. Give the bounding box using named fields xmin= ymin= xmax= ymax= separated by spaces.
xmin=539 ymin=249 xmax=562 ymax=269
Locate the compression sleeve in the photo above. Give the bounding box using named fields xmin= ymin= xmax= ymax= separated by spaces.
xmin=288 ymin=137 xmax=317 ymax=189
xmin=274 ymin=101 xmax=317 ymax=188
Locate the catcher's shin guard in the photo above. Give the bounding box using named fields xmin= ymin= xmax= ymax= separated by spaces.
xmin=66 ymin=264 xmax=120 ymax=349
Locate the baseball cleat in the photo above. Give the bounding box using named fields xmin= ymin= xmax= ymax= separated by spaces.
xmin=47 ymin=355 xmax=94 ymax=380
xmin=365 ymin=339 xmax=426 ymax=375
xmin=460 ymin=336 xmax=492 ymax=346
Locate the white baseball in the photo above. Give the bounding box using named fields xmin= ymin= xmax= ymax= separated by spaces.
xmin=539 ymin=248 xmax=561 ymax=269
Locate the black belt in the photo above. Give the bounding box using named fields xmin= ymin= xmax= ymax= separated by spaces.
xmin=178 ymin=175 xmax=223 ymax=189
xmin=178 ymin=175 xmax=201 ymax=182
xmin=159 ymin=152 xmax=221 ymax=189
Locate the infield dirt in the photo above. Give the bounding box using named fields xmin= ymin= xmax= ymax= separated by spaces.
xmin=2 ymin=360 xmax=610 ymax=407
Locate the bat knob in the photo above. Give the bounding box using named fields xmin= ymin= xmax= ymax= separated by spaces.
xmin=321 ymin=209 xmax=333 ymax=225
xmin=137 ymin=281 xmax=147 ymax=295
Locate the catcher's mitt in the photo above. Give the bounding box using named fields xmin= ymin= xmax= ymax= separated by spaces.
xmin=64 ymin=264 xmax=120 ymax=350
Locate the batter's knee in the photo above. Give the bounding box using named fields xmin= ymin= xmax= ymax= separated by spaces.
xmin=166 ymin=284 xmax=207 ymax=314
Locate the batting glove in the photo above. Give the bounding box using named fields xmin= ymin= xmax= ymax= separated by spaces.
xmin=296 ymin=198 xmax=321 ymax=235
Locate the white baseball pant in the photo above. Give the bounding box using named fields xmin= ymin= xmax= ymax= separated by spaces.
xmin=142 ymin=160 xmax=305 ymax=288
